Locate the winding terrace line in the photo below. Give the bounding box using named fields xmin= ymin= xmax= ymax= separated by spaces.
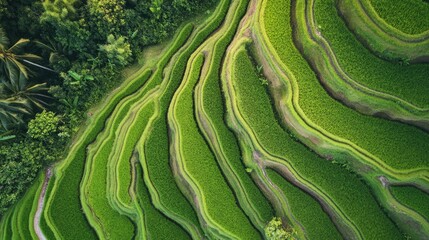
xmin=168 ymin=5 xmax=263 ymax=234
xmin=43 ymin=67 xmax=152 ymax=239
xmin=296 ymin=0 xmax=429 ymax=131
xmin=355 ymin=0 xmax=429 ymax=42
xmin=338 ymin=0 xmax=429 ymax=62
xmin=79 ymin=22 xmax=196 ymax=239
xmin=253 ymin=0 xmax=429 ymax=237
xmin=194 ymin=0 xmax=274 ymax=232
xmin=223 ymin=43 xmax=361 ymax=239
xmin=137 ymin=0 xmax=240 ymax=237
xmin=252 ymin=0 xmax=429 ymax=182
xmin=251 ymin=31 xmax=429 ymax=237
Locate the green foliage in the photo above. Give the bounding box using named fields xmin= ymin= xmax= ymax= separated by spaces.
xmin=0 ymin=1 xmax=7 ymax=17
xmin=0 ymin=27 xmax=42 ymax=80
xmin=27 ymin=110 xmax=69 ymax=144
xmin=42 ymin=18 xmax=92 ymax=56
xmin=88 ymin=0 xmax=126 ymax=37
xmin=0 ymin=139 xmax=59 ymax=214
xmin=42 ymin=0 xmax=78 ymax=21
xmin=264 ymin=217 xmax=296 ymax=240
xmin=150 ymin=0 xmax=163 ymax=18
xmin=0 ymin=97 xmax=30 ymax=130
xmin=2 ymin=71 xmax=51 ymax=110
xmin=99 ymin=34 xmax=132 ymax=67
xmin=0 ymin=27 xmax=50 ymax=131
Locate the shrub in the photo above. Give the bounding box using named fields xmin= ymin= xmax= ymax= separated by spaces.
xmin=264 ymin=217 xmax=296 ymax=240
xmin=99 ymin=34 xmax=132 ymax=67
xmin=27 ymin=111 xmax=62 ymax=144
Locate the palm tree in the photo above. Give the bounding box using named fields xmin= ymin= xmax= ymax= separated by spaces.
xmin=0 ymin=27 xmax=52 ymax=131
xmin=0 ymin=97 xmax=31 ymax=130
xmin=1 ymin=71 xmax=51 ymax=110
xmin=0 ymin=27 xmax=43 ymax=80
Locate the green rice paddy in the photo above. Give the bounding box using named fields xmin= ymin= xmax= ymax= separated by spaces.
xmin=2 ymin=0 xmax=428 ymax=239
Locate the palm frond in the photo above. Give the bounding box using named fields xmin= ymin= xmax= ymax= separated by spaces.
xmin=0 ymin=98 xmax=32 ymax=116
xmin=0 ymin=109 xmax=24 ymax=130
xmin=8 ymin=38 xmax=30 ymax=53
xmin=0 ymin=27 xmax=9 ymax=50
xmin=16 ymin=53 xmax=43 ymax=61
xmin=5 ymin=60 xmax=21 ymax=82
xmin=33 ymin=40 xmax=54 ymax=52
xmin=10 ymin=58 xmax=30 ymax=78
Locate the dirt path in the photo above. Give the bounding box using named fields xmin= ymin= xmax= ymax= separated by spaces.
xmin=34 ymin=167 xmax=53 ymax=240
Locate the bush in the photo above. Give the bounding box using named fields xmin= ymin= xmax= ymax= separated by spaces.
xmin=99 ymin=34 xmax=132 ymax=67
xmin=27 ymin=111 xmax=62 ymax=144
xmin=264 ymin=217 xmax=296 ymax=240
xmin=0 ymin=141 xmax=49 ymax=214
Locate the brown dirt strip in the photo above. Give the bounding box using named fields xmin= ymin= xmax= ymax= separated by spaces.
xmin=34 ymin=167 xmax=53 ymax=240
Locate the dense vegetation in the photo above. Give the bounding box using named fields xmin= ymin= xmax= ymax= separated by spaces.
xmin=1 ymin=0 xmax=429 ymax=239
xmin=0 ymin=0 xmax=215 ymax=215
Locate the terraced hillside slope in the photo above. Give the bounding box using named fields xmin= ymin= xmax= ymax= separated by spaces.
xmin=1 ymin=0 xmax=428 ymax=239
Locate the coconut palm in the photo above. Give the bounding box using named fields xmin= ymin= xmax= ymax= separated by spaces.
xmin=0 ymin=27 xmax=43 ymax=81
xmin=0 ymin=97 xmax=31 ymax=130
xmin=1 ymin=71 xmax=51 ymax=110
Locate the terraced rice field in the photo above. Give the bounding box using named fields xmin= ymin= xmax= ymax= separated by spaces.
xmin=1 ymin=0 xmax=429 ymax=239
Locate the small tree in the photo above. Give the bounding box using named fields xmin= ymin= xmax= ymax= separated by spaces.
xmin=99 ymin=34 xmax=132 ymax=67
xmin=41 ymin=0 xmax=78 ymax=21
xmin=0 ymin=27 xmax=42 ymax=80
xmin=27 ymin=110 xmax=60 ymax=144
xmin=264 ymin=217 xmax=297 ymax=240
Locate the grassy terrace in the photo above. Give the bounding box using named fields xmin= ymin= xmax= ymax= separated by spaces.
xmin=112 ymin=101 xmax=155 ymax=211
xmin=135 ymin=160 xmax=191 ymax=239
xmin=170 ymin=47 xmax=259 ymax=238
xmin=28 ymin=173 xmax=44 ymax=239
xmin=81 ymin=99 xmax=145 ymax=239
xmin=0 ymin=172 xmax=44 ymax=239
xmin=195 ymin=0 xmax=273 ymax=231
xmin=391 ymin=185 xmax=429 ymax=220
xmin=81 ymin=103 xmax=145 ymax=239
xmin=44 ymin=68 xmax=152 ymax=239
xmin=2 ymin=0 xmax=428 ymax=238
xmin=79 ymin=23 xmax=195 ymax=239
xmin=140 ymin=0 xmax=233 ymax=237
xmin=368 ymin=0 xmax=429 ymax=35
xmin=0 ymin=205 xmax=14 ymax=239
xmin=108 ymin=24 xmax=197 ymax=219
xmin=228 ymin=46 xmax=401 ymax=239
xmin=15 ymin=173 xmax=44 ymax=239
xmin=337 ymin=0 xmax=429 ymax=62
xmin=315 ymin=0 xmax=429 ymax=108
xmin=294 ymin=0 xmax=429 ymax=130
xmin=261 ymin=0 xmax=429 ymax=173
xmin=266 ymin=169 xmax=342 ymax=240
